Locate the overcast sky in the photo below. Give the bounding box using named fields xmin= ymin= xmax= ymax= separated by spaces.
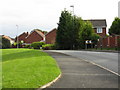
xmin=0 ymin=0 xmax=119 ymax=38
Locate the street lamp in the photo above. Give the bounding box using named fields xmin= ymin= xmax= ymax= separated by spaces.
xmin=16 ymin=25 xmax=19 ymax=48
xmin=70 ymin=5 xmax=75 ymax=49
xmin=70 ymin=5 xmax=74 ymax=15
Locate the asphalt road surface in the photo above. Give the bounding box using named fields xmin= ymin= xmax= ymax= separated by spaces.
xmin=44 ymin=51 xmax=119 ymax=89
xmin=49 ymin=50 xmax=119 ymax=75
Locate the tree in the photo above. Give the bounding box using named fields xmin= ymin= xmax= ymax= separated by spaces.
xmin=73 ymin=16 xmax=84 ymax=49
xmin=79 ymin=21 xmax=95 ymax=48
xmin=80 ymin=21 xmax=94 ymax=40
xmin=56 ymin=10 xmax=73 ymax=49
xmin=33 ymin=29 xmax=48 ymax=34
xmin=109 ymin=17 xmax=120 ymax=35
xmin=91 ymin=33 xmax=100 ymax=45
xmin=2 ymin=37 xmax=11 ymax=49
xmin=56 ymin=10 xmax=99 ymax=49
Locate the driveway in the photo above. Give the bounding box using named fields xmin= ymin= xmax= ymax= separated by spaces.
xmin=44 ymin=50 xmax=118 ymax=88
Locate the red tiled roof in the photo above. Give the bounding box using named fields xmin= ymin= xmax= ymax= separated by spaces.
xmin=2 ymin=35 xmax=13 ymax=41
xmin=34 ymin=30 xmax=45 ymax=38
xmin=45 ymin=28 xmax=57 ymax=36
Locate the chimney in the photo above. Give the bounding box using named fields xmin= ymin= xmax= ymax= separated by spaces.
xmin=26 ymin=32 xmax=29 ymax=36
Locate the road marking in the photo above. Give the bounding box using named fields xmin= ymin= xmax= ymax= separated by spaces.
xmin=63 ymin=73 xmax=115 ymax=76
xmin=82 ymin=59 xmax=120 ymax=77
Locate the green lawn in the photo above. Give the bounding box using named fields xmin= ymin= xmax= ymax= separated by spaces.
xmin=2 ymin=49 xmax=61 ymax=88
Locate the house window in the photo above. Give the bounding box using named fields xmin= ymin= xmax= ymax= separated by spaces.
xmin=97 ymin=28 xmax=102 ymax=33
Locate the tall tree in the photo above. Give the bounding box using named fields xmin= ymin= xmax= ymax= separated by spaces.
xmin=79 ymin=21 xmax=95 ymax=48
xmin=109 ymin=17 xmax=120 ymax=35
xmin=56 ymin=10 xmax=99 ymax=49
xmin=56 ymin=10 xmax=73 ymax=49
xmin=73 ymin=16 xmax=84 ymax=49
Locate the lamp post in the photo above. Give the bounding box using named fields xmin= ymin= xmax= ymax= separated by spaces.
xmin=70 ymin=5 xmax=75 ymax=49
xmin=70 ymin=5 xmax=74 ymax=16
xmin=16 ymin=25 xmax=19 ymax=48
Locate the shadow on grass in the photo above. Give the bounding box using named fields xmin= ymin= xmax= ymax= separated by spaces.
xmin=2 ymin=50 xmax=48 ymax=62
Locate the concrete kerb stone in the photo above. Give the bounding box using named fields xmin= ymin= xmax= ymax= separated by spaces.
xmin=37 ymin=73 xmax=62 ymax=90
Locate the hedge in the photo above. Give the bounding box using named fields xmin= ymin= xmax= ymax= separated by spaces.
xmin=31 ymin=42 xmax=45 ymax=49
xmin=42 ymin=44 xmax=56 ymax=50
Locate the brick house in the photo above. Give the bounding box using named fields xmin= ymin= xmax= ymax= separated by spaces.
xmin=25 ymin=30 xmax=45 ymax=44
xmin=85 ymin=19 xmax=107 ymax=37
xmin=16 ymin=32 xmax=29 ymax=43
xmin=86 ymin=20 xmax=120 ymax=48
xmin=17 ymin=30 xmax=45 ymax=44
xmin=45 ymin=28 xmax=57 ymax=44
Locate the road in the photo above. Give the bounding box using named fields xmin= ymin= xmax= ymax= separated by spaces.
xmin=43 ymin=51 xmax=118 ymax=88
xmin=49 ymin=50 xmax=119 ymax=75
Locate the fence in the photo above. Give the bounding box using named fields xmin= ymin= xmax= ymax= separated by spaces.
xmin=97 ymin=35 xmax=120 ymax=48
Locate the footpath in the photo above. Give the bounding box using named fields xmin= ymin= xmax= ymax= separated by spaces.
xmin=43 ymin=51 xmax=119 ymax=89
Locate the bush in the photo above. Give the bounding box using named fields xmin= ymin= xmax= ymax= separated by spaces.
xmin=31 ymin=42 xmax=45 ymax=49
xmin=24 ymin=44 xmax=31 ymax=48
xmin=2 ymin=37 xmax=11 ymax=49
xmin=42 ymin=44 xmax=56 ymax=50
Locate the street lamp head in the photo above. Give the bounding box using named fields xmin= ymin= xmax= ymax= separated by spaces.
xmin=70 ymin=5 xmax=74 ymax=8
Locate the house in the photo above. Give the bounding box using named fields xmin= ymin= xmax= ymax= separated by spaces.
xmin=25 ymin=30 xmax=45 ymax=44
xmin=45 ymin=28 xmax=57 ymax=44
xmin=2 ymin=35 xmax=15 ymax=44
xmin=16 ymin=29 xmax=45 ymax=45
xmin=15 ymin=32 xmax=29 ymax=43
xmin=85 ymin=19 xmax=107 ymax=37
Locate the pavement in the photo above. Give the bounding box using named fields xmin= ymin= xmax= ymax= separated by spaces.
xmin=43 ymin=50 xmax=119 ymax=89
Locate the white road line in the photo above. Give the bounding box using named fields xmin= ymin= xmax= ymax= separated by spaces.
xmin=82 ymin=59 xmax=120 ymax=77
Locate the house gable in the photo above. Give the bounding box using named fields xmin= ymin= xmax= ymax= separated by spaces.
xmin=84 ymin=19 xmax=107 ymax=37
xmin=45 ymin=28 xmax=57 ymax=44
xmin=17 ymin=32 xmax=28 ymax=42
xmin=25 ymin=30 xmax=45 ymax=44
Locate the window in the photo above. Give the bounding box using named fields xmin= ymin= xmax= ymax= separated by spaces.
xmin=97 ymin=28 xmax=102 ymax=33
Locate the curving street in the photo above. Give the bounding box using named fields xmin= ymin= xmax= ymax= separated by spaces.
xmin=44 ymin=50 xmax=119 ymax=88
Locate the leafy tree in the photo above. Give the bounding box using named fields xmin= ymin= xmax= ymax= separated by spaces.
xmin=91 ymin=33 xmax=100 ymax=45
xmin=33 ymin=29 xmax=48 ymax=34
xmin=56 ymin=10 xmax=73 ymax=49
xmin=56 ymin=10 xmax=100 ymax=49
xmin=109 ymin=17 xmax=120 ymax=35
xmin=80 ymin=21 xmax=94 ymax=40
xmin=73 ymin=16 xmax=84 ymax=49
xmin=2 ymin=37 xmax=11 ymax=49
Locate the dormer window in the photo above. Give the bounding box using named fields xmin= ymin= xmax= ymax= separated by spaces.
xmin=97 ymin=28 xmax=102 ymax=33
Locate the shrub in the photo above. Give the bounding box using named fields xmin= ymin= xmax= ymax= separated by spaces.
xmin=2 ymin=37 xmax=11 ymax=49
xmin=24 ymin=44 xmax=31 ymax=48
xmin=31 ymin=42 xmax=45 ymax=49
xmin=42 ymin=44 xmax=56 ymax=50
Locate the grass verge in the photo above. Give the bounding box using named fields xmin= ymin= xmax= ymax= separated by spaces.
xmin=2 ymin=49 xmax=61 ymax=88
